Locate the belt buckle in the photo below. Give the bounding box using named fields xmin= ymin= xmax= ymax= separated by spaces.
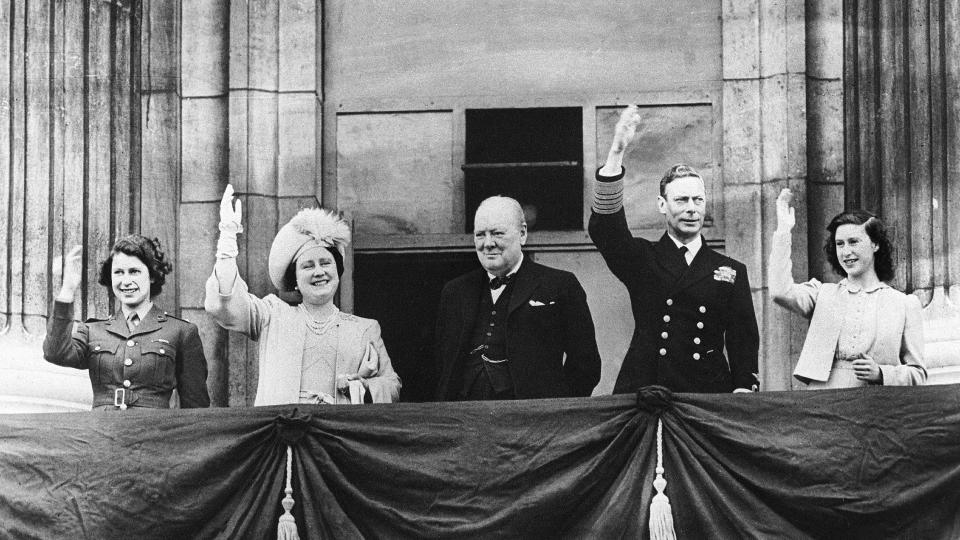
xmin=114 ymin=388 xmax=128 ymax=410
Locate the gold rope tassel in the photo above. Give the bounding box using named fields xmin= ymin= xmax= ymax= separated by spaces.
xmin=278 ymin=445 xmax=301 ymax=540
xmin=649 ymin=419 xmax=677 ymax=540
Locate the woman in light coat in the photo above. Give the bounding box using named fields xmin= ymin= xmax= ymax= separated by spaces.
xmin=204 ymin=185 xmax=400 ymax=405
xmin=768 ymin=189 xmax=925 ymax=388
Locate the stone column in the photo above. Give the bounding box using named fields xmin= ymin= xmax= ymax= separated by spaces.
xmin=180 ymin=0 xmax=230 ymax=406
xmin=722 ymin=0 xmax=808 ymax=390
xmin=226 ymin=1 xmax=321 ymax=405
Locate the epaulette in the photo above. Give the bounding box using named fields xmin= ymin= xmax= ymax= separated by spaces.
xmin=162 ymin=311 xmax=191 ymax=323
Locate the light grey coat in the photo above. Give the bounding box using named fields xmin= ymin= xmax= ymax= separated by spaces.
xmin=204 ymin=274 xmax=401 ymax=405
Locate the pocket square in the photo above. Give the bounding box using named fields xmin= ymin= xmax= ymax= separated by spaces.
xmin=529 ymin=300 xmax=546 ymax=306
xmin=713 ymin=266 xmax=737 ymax=283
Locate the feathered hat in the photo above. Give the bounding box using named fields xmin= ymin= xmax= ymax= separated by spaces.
xmin=268 ymin=208 xmax=351 ymax=292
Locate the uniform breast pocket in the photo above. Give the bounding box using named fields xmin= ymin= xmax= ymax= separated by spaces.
xmin=89 ymin=342 xmax=120 ymax=385
xmin=141 ymin=341 xmax=177 ymax=387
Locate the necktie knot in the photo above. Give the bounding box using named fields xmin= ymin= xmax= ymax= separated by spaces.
xmin=127 ymin=313 xmax=140 ymax=331
xmin=489 ymin=274 xmax=514 ymax=290
xmin=678 ymin=245 xmax=689 ymax=265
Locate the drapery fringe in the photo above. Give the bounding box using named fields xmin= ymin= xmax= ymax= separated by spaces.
xmin=278 ymin=445 xmax=300 ymax=540
xmin=649 ymin=419 xmax=677 ymax=540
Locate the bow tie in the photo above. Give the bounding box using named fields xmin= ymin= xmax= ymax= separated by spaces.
xmin=489 ymin=274 xmax=515 ymax=290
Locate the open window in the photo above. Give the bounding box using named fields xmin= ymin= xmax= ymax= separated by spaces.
xmin=463 ymin=107 xmax=583 ymax=232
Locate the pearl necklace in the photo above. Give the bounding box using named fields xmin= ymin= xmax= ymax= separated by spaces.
xmin=299 ymin=304 xmax=339 ymax=335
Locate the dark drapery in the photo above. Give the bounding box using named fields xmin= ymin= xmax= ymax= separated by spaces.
xmin=2 ymin=385 xmax=960 ymax=539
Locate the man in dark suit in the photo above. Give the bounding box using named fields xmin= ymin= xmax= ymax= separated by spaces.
xmin=589 ymin=105 xmax=759 ymax=394
xmin=434 ymin=196 xmax=601 ymax=400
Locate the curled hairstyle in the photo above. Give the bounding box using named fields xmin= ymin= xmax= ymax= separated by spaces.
xmin=98 ymin=235 xmax=173 ymax=297
xmin=823 ymin=210 xmax=895 ymax=282
xmin=659 ymin=164 xmax=703 ymax=197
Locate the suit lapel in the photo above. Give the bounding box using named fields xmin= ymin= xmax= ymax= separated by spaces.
xmin=654 ymin=233 xmax=687 ymax=283
xmin=128 ymin=305 xmax=162 ymax=338
xmin=104 ymin=309 xmax=129 ymax=339
xmin=457 ymin=271 xmax=485 ymax=346
xmin=671 ymin=241 xmax=718 ymax=294
xmin=507 ymin=260 xmax=539 ymax=316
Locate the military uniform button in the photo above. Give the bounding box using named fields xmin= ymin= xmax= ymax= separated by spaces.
xmin=693 ymin=337 xmax=701 ymax=345
xmin=119 ymin=403 xmax=128 ymax=410
xmin=663 ymin=315 xmax=671 ymax=323
xmin=123 ymin=380 xmax=131 ymax=388
xmin=693 ymin=353 xmax=701 ymax=360
xmin=486 ymin=332 xmax=492 ymax=337
xmin=665 ymin=299 xmax=673 ymax=306
xmin=94 ymin=345 xmax=101 ymax=351
xmin=661 ymin=332 xmax=668 ymax=339
xmin=697 ymin=322 xmax=704 ymax=329
xmin=160 ymin=348 xmax=165 ymax=354
xmin=127 ymin=340 xmax=135 ymax=347
xmin=124 ymin=358 xmax=133 ymax=366
xmin=491 ymin=310 xmax=497 ymax=315
xmin=659 ymin=348 xmax=667 ymax=356
xmin=699 ymin=306 xmax=706 ymax=313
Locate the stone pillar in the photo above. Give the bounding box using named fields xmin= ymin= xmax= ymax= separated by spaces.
xmin=227 ymin=1 xmax=321 ymax=405
xmin=806 ymin=0 xmax=844 ymax=280
xmin=180 ymin=0 xmax=230 ymax=406
xmin=722 ymin=0 xmax=808 ymax=390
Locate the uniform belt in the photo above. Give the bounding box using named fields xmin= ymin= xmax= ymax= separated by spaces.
xmin=93 ymin=390 xmax=171 ymax=410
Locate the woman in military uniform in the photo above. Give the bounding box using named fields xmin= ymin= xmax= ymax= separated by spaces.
xmin=43 ymin=236 xmax=210 ymax=410
xmin=204 ymin=185 xmax=400 ymax=406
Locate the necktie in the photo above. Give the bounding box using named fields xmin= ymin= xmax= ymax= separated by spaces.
xmin=489 ymin=274 xmax=514 ymax=290
xmin=127 ymin=313 xmax=140 ymax=331
xmin=678 ymin=245 xmax=689 ymax=266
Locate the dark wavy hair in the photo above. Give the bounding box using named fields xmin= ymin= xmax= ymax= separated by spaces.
xmin=98 ymin=235 xmax=173 ymax=297
xmin=659 ymin=163 xmax=703 ymax=197
xmin=823 ymin=210 xmax=895 ymax=282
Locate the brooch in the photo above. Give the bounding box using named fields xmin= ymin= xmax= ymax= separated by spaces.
xmin=714 ymin=266 xmax=737 ymax=283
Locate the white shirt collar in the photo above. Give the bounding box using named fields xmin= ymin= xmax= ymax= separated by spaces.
xmin=120 ymin=301 xmax=154 ymax=323
xmin=666 ymin=233 xmax=702 ymax=264
xmin=487 ymin=252 xmax=524 ymax=284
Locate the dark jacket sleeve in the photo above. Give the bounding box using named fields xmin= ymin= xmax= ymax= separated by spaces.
xmin=433 ymin=282 xmax=456 ymax=401
xmin=42 ymin=301 xmax=90 ymax=369
xmin=588 ymin=168 xmax=652 ymax=289
xmin=176 ymin=322 xmax=211 ymax=408
xmin=560 ymin=273 xmax=602 ymax=397
xmin=726 ymin=261 xmax=760 ymax=390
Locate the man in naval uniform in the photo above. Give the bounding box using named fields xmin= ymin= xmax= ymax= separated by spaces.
xmin=434 ymin=196 xmax=601 ymax=401
xmin=589 ymin=105 xmax=759 ymax=394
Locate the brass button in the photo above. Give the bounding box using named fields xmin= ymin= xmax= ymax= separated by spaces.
xmin=699 ymin=306 xmax=707 ymax=313
xmin=693 ymin=353 xmax=701 ymax=360
xmin=659 ymin=348 xmax=667 ymax=356
xmin=663 ymin=315 xmax=671 ymax=323
xmin=661 ymin=332 xmax=668 ymax=339
xmin=124 ymin=358 xmax=133 ymax=367
xmin=693 ymin=337 xmax=701 ymax=345
xmin=159 ymin=348 xmax=165 ymax=355
xmin=665 ymin=299 xmax=673 ymax=306
xmin=127 ymin=340 xmax=135 ymax=347
xmin=119 ymin=403 xmax=128 ymax=410
xmin=123 ymin=380 xmax=131 ymax=388
xmin=697 ymin=322 xmax=704 ymax=329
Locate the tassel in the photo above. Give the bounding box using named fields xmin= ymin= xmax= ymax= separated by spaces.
xmin=278 ymin=446 xmax=300 ymax=540
xmin=649 ymin=419 xmax=677 ymax=540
